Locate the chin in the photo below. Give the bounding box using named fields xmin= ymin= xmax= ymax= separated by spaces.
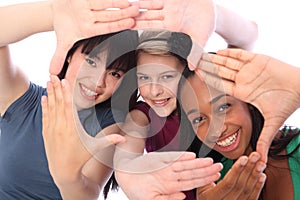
xmin=154 ymin=109 xmax=171 ymax=117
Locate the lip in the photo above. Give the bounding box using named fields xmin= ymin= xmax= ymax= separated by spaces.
xmin=80 ymin=84 xmax=100 ymax=100
xmin=150 ymin=98 xmax=170 ymax=107
xmin=214 ymin=128 xmax=241 ymax=152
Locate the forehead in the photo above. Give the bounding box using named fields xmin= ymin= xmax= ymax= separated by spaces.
xmin=181 ymin=74 xmax=225 ymax=106
xmin=137 ymin=52 xmax=184 ymax=74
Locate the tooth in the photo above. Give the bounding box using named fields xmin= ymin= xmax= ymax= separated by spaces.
xmin=82 ymin=86 xmax=97 ymax=96
xmin=217 ymin=132 xmax=238 ymax=147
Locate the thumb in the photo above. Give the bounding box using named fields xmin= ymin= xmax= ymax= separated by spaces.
xmin=146 ymin=151 xmax=197 ymax=163
xmin=104 ymin=133 xmax=126 ymax=145
xmin=197 ymin=182 xmax=216 ymax=199
xmin=49 ymin=41 xmax=71 ymax=75
xmin=256 ymin=125 xmax=278 ymax=163
xmin=84 ymin=133 xmax=126 ymax=168
xmin=89 ymin=133 xmax=126 ymax=152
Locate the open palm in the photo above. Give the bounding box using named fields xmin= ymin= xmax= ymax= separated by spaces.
xmin=198 ymin=49 xmax=300 ymax=162
xmin=134 ymin=0 xmax=216 ymax=47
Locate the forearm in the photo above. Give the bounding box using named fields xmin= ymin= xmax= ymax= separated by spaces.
xmin=287 ymin=63 xmax=300 ymax=105
xmin=0 ymin=1 xmax=53 ymax=47
xmin=55 ymin=173 xmax=102 ymax=200
xmin=215 ymin=5 xmax=258 ymax=50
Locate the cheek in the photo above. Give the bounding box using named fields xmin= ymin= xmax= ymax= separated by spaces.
xmin=138 ymin=84 xmax=149 ymax=97
xmin=161 ymin=82 xmax=179 ymax=96
xmin=66 ymin=63 xmax=82 ymax=84
xmin=106 ymin=77 xmax=119 ymax=88
xmin=196 ymin=125 xmax=209 ymax=142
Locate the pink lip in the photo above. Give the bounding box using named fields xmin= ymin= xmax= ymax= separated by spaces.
xmin=79 ymin=84 xmax=99 ymax=100
xmin=150 ymin=98 xmax=170 ymax=107
xmin=215 ymin=129 xmax=241 ymax=153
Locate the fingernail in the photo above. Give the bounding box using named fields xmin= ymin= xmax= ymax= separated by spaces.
xmin=240 ymin=156 xmax=248 ymax=166
xmin=250 ymin=154 xmax=260 ymax=163
xmin=50 ymin=75 xmax=55 ymax=83
xmin=61 ymin=79 xmax=66 ymax=88
xmin=256 ymin=162 xmax=266 ymax=172
xmin=259 ymin=174 xmax=266 ymax=183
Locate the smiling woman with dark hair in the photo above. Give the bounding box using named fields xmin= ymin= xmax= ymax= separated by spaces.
xmin=178 ymin=51 xmax=300 ymax=199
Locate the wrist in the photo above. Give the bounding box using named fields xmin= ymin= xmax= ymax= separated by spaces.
xmin=293 ymin=67 xmax=300 ymax=105
xmin=215 ymin=5 xmax=258 ymax=51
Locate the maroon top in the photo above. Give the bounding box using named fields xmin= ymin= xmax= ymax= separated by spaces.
xmin=134 ymin=101 xmax=196 ymax=200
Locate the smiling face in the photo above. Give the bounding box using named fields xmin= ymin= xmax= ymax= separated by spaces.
xmin=64 ymin=46 xmax=124 ymax=111
xmin=180 ymin=73 xmax=253 ymax=159
xmin=137 ymin=52 xmax=184 ymax=117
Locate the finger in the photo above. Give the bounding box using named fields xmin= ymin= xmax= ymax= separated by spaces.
xmin=46 ymin=80 xmax=57 ymax=122
xmin=175 ymin=162 xmax=223 ymax=181
xmin=157 ymin=192 xmax=186 ymax=200
xmin=89 ymin=0 xmax=130 ymax=10
xmin=202 ymin=52 xmax=245 ymax=71
xmin=93 ymin=6 xmax=139 ymax=22
xmin=195 ymin=69 xmax=234 ymax=95
xmin=223 ymin=153 xmax=261 ymax=199
xmin=212 ymin=156 xmax=249 ymax=198
xmin=135 ymin=10 xmax=164 ymax=20
xmin=61 ymin=79 xmax=85 ymax=141
xmin=197 ymin=182 xmax=215 ymax=199
xmin=94 ymin=18 xmax=135 ymax=35
xmin=233 ymin=161 xmax=266 ymax=199
xmin=170 ymin=172 xmax=221 ymax=191
xmin=172 ymin=157 xmax=214 ymax=171
xmin=41 ymin=95 xmax=49 ymax=137
xmin=146 ymin=151 xmax=197 ymax=164
xmin=102 ymin=133 xmax=126 ymax=145
xmin=247 ymin=173 xmax=266 ymax=200
xmin=256 ymin=127 xmax=275 ymax=163
xmin=217 ymin=48 xmax=256 ymax=62
xmin=198 ymin=59 xmax=237 ymax=81
xmin=61 ymin=79 xmax=75 ymax=126
xmin=50 ymin=43 xmax=71 ymax=75
xmin=133 ymin=20 xmax=164 ymax=30
xmin=131 ymin=0 xmax=163 ymax=10
xmin=50 ymin=76 xmax=65 ymax=120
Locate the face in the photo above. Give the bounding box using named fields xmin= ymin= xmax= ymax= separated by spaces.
xmin=137 ymin=52 xmax=184 ymax=117
xmin=64 ymin=46 xmax=124 ymax=110
xmin=180 ymin=74 xmax=253 ymax=159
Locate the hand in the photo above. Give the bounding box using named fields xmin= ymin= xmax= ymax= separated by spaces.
xmin=50 ymin=0 xmax=140 ymax=75
xmin=197 ymin=49 xmax=300 ymax=162
xmin=41 ymin=75 xmax=125 ymax=184
xmin=197 ymin=152 xmax=266 ymax=200
xmin=115 ymin=152 xmax=223 ymax=200
xmin=133 ymin=0 xmax=216 ymax=47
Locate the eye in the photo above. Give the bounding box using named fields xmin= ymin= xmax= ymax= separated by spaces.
xmin=218 ymin=103 xmax=231 ymax=112
xmin=191 ymin=116 xmax=206 ymax=125
xmin=138 ymin=75 xmax=149 ymax=81
xmin=85 ymin=57 xmax=96 ymax=67
xmin=162 ymin=74 xmax=174 ymax=79
xmin=109 ymin=70 xmax=123 ymax=79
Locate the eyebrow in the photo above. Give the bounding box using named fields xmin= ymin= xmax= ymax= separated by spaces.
xmin=186 ymin=108 xmax=198 ymax=116
xmin=136 ymin=70 xmax=179 ymax=75
xmin=210 ymin=94 xmax=228 ymax=104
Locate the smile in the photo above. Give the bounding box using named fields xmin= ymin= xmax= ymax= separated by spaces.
xmin=80 ymin=84 xmax=99 ymax=99
xmin=151 ymin=98 xmax=170 ymax=107
xmin=216 ymin=131 xmax=238 ymax=147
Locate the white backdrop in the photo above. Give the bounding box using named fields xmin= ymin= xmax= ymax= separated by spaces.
xmin=1 ymin=0 xmax=300 ymax=199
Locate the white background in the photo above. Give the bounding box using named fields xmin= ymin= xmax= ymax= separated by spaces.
xmin=1 ymin=0 xmax=300 ymax=199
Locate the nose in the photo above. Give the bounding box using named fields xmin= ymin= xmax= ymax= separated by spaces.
xmin=220 ymin=123 xmax=228 ymax=136
xmin=150 ymin=83 xmax=163 ymax=97
xmin=207 ymin=121 xmax=228 ymax=142
xmin=97 ymin=72 xmax=106 ymax=88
